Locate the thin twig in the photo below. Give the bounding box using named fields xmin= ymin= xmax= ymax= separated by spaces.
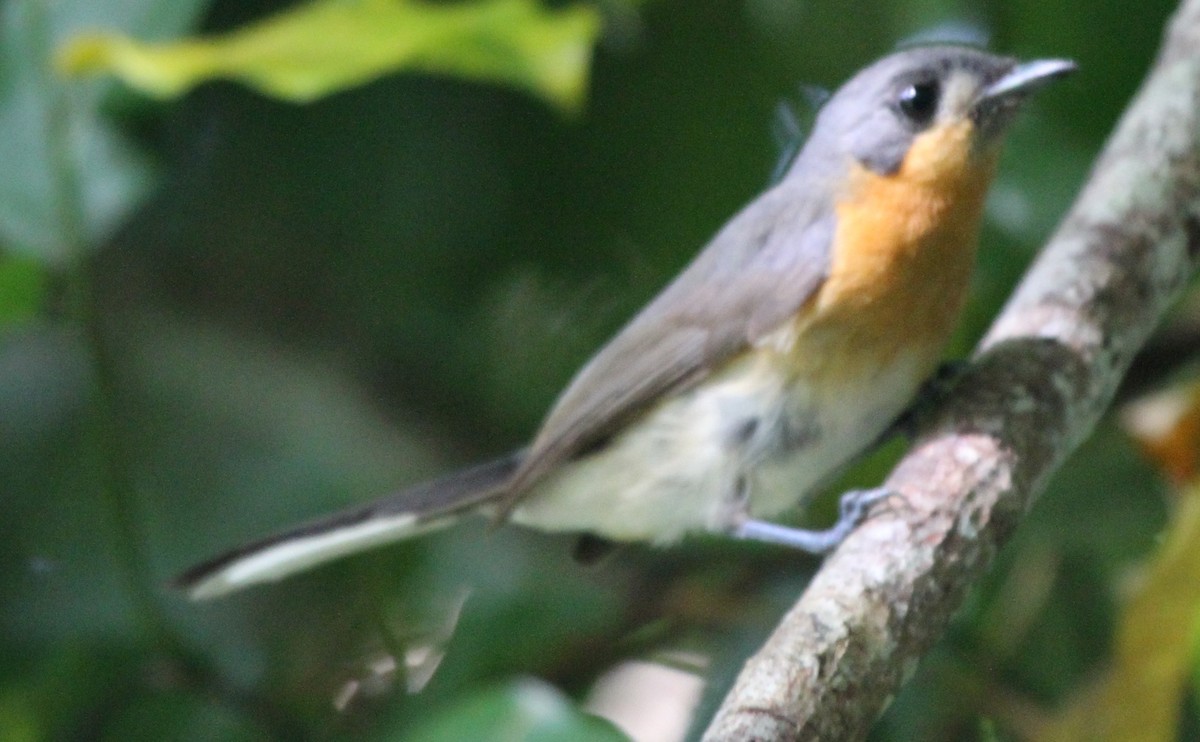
xmin=40 ymin=11 xmax=168 ymax=642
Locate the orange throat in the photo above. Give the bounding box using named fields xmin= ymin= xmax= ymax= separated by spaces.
xmin=804 ymin=119 xmax=998 ymax=379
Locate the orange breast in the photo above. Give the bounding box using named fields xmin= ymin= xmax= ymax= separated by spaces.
xmin=793 ymin=119 xmax=999 ymax=383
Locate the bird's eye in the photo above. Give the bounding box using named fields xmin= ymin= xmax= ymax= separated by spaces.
xmin=898 ymin=80 xmax=940 ymax=124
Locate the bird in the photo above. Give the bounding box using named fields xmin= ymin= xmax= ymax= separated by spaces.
xmin=177 ymin=45 xmax=1075 ymax=600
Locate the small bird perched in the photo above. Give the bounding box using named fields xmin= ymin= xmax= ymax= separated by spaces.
xmin=178 ymin=46 xmax=1074 ymax=600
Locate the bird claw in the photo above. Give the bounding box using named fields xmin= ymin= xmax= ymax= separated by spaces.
xmin=731 ymin=486 xmax=893 ymax=555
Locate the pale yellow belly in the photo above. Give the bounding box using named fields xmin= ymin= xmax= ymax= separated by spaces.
xmin=509 ymin=347 xmax=930 ymax=543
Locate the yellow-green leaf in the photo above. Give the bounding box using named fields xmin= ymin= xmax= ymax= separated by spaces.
xmin=57 ymin=0 xmax=601 ymax=114
xmin=1036 ymin=479 xmax=1200 ymax=741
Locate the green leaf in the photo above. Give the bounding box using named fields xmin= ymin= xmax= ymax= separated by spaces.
xmin=402 ymin=678 xmax=626 ymax=742
xmin=0 ymin=254 xmax=47 ymax=325
xmin=0 ymin=0 xmax=210 ymax=263
xmin=58 ymin=0 xmax=602 ymax=115
xmin=0 ymin=687 xmax=40 ymax=742
xmin=100 ymin=691 xmax=268 ymax=742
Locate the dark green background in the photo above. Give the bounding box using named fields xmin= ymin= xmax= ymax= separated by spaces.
xmin=0 ymin=0 xmax=1189 ymax=739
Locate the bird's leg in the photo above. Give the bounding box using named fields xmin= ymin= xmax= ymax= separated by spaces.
xmin=731 ymin=487 xmax=892 ymax=554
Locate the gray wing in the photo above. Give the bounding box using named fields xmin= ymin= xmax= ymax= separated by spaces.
xmin=496 ymin=178 xmax=836 ymax=511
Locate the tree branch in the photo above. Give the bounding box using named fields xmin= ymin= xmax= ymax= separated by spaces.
xmin=702 ymin=1 xmax=1200 ymax=739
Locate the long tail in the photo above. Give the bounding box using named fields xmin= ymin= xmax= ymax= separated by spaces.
xmin=175 ymin=452 xmax=521 ymax=600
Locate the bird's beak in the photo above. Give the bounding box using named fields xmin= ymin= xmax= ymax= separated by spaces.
xmin=970 ymin=58 xmax=1075 ymax=143
xmin=979 ymin=58 xmax=1077 ymax=104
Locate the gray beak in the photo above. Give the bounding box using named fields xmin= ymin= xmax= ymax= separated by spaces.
xmin=980 ymin=58 xmax=1077 ymax=103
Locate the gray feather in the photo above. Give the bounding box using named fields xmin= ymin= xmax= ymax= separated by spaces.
xmin=499 ymin=180 xmax=836 ymax=506
xmin=176 ymin=452 xmax=520 ymax=598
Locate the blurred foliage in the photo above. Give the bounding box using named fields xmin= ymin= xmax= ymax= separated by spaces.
xmin=1 ymin=0 xmax=1196 ymax=739
xmin=0 ymin=255 xmax=47 ymax=326
xmin=57 ymin=0 xmax=600 ymax=113
xmin=401 ymin=678 xmax=625 ymax=742
xmin=1028 ymin=384 xmax=1200 ymax=741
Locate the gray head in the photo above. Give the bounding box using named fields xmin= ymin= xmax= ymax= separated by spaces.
xmin=790 ymin=46 xmax=1074 ymax=178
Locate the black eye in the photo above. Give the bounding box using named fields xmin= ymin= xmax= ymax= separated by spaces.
xmin=898 ymin=80 xmax=940 ymax=124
